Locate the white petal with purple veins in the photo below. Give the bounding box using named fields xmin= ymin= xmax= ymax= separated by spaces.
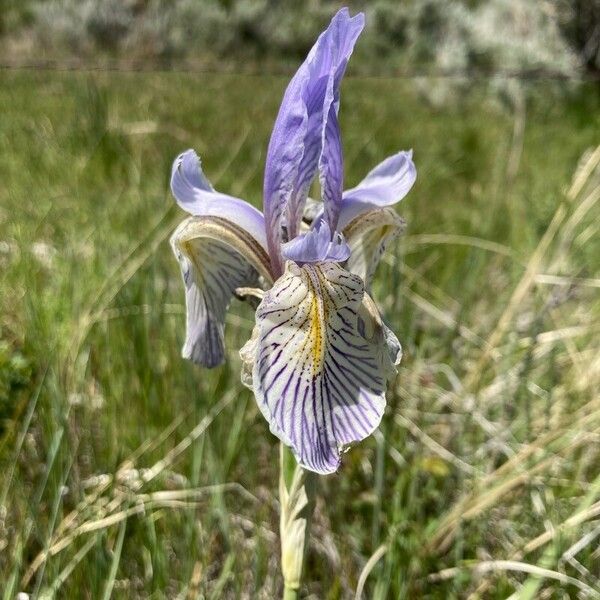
xmin=171 ymin=216 xmax=273 ymax=368
xmin=245 ymin=261 xmax=397 ymax=474
xmin=342 ymin=207 xmax=406 ymax=286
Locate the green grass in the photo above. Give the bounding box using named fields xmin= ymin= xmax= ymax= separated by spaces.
xmin=0 ymin=69 xmax=599 ymax=598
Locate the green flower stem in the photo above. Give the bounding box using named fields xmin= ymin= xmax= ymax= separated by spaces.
xmin=283 ymin=585 xmax=300 ymax=600
xmin=279 ymin=443 xmax=316 ymax=599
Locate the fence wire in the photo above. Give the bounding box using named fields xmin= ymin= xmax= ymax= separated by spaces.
xmin=1 ymin=58 xmax=599 ymax=81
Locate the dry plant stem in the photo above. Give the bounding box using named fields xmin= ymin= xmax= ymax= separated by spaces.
xmin=280 ymin=443 xmax=316 ymax=600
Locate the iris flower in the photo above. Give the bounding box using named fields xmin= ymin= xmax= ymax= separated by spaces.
xmin=170 ymin=8 xmax=416 ymax=475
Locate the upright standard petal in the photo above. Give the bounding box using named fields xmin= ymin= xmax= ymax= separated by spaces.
xmin=171 ymin=149 xmax=268 ymax=250
xmin=171 ymin=215 xmax=273 ymax=368
xmin=263 ymin=9 xmax=364 ymax=275
xmin=247 ymin=261 xmax=394 ymax=474
xmin=342 ymin=207 xmax=405 ymax=286
xmin=320 ymin=101 xmax=344 ymax=232
xmin=338 ymin=150 xmax=416 ymax=229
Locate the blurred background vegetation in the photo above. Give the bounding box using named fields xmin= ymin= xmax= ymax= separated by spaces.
xmin=1 ymin=1 xmax=599 ymax=599
xmin=0 ymin=0 xmax=599 ymax=77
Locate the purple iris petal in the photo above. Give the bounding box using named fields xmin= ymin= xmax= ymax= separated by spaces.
xmin=171 ymin=149 xmax=268 ymax=250
xmin=337 ymin=150 xmax=416 ymax=229
xmin=282 ymin=220 xmax=350 ymax=264
xmin=320 ymin=101 xmax=344 ymax=232
xmin=263 ymin=8 xmax=364 ymax=275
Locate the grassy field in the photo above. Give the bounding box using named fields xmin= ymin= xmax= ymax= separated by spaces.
xmin=0 ymin=69 xmax=599 ymax=598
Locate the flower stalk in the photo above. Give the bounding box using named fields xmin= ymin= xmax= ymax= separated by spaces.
xmin=279 ymin=443 xmax=316 ymax=599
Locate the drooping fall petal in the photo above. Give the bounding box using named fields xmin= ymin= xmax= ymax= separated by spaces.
xmin=342 ymin=207 xmax=405 ymax=286
xmin=171 ymin=216 xmax=273 ymax=368
xmin=242 ymin=261 xmax=399 ymax=474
